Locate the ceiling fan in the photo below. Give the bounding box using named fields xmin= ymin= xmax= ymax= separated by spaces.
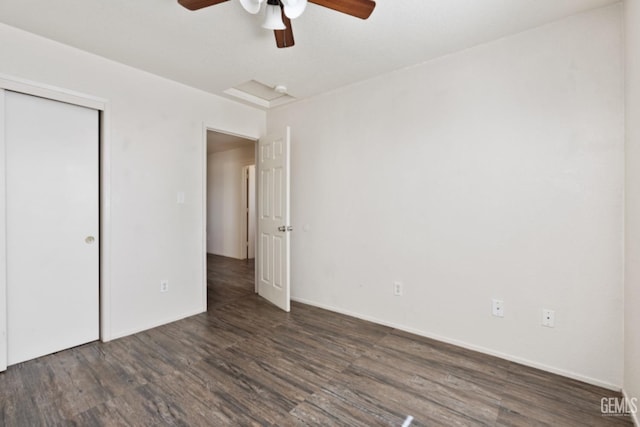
xmin=177 ymin=0 xmax=376 ymax=48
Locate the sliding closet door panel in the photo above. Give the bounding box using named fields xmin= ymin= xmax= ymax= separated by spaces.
xmin=6 ymin=91 xmax=99 ymax=365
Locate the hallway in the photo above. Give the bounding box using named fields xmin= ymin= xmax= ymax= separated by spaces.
xmin=207 ymin=254 xmax=255 ymax=309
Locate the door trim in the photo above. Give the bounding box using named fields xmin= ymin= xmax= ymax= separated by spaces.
xmin=0 ymin=74 xmax=111 ymax=372
xmin=241 ymin=164 xmax=256 ymax=261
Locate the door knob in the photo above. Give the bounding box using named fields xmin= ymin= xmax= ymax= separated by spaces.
xmin=277 ymin=226 xmax=293 ymax=232
xmin=85 ymin=236 xmax=95 ymax=244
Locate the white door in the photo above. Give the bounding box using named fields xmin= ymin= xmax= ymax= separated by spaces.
xmin=5 ymin=91 xmax=99 ymax=365
xmin=257 ymin=128 xmax=291 ymax=312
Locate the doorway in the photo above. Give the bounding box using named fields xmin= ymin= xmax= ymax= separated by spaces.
xmin=205 ymin=130 xmax=257 ymax=309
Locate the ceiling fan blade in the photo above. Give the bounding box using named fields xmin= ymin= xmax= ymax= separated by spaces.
xmin=309 ymin=0 xmax=375 ymax=19
xmin=178 ymin=0 xmax=230 ymax=11
xmin=274 ymin=5 xmax=295 ymax=48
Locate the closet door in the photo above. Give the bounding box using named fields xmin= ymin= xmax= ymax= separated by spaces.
xmin=5 ymin=91 xmax=99 ymax=365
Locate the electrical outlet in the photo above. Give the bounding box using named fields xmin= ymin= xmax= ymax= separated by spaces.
xmin=160 ymin=280 xmax=169 ymax=293
xmin=393 ymin=281 xmax=403 ymax=296
xmin=492 ymin=299 xmax=504 ymax=318
xmin=542 ymin=309 xmax=555 ymax=327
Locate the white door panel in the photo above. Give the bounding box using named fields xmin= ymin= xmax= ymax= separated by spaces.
xmin=5 ymin=91 xmax=99 ymax=365
xmin=257 ymin=128 xmax=290 ymax=312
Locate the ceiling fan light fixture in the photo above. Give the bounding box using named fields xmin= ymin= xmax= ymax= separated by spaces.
xmin=262 ymin=2 xmax=286 ymax=30
xmin=281 ymin=0 xmax=307 ymax=19
xmin=178 ymin=0 xmax=377 ymax=48
xmin=238 ymin=0 xmax=263 ymax=14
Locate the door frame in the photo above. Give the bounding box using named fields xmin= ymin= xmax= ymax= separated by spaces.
xmin=202 ymin=125 xmax=260 ymax=306
xmin=240 ymin=164 xmax=256 ymax=261
xmin=0 ymin=74 xmax=111 ymax=371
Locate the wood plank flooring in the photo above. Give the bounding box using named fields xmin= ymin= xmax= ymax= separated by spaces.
xmin=0 ymin=254 xmax=632 ymax=426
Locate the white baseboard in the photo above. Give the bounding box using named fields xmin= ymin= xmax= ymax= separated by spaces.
xmin=105 ymin=307 xmax=206 ymax=342
xmin=291 ymin=296 xmax=621 ymax=392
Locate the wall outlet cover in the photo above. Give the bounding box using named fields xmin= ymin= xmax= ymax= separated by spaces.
xmin=492 ymin=299 xmax=504 ymax=318
xmin=393 ymin=281 xmax=403 ymax=296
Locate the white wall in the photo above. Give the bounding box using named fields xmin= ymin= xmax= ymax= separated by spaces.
xmin=268 ymin=5 xmax=624 ymax=388
xmin=0 ymin=23 xmax=265 ymax=341
xmin=625 ymin=0 xmax=640 ymax=419
xmin=207 ymin=144 xmax=255 ymax=258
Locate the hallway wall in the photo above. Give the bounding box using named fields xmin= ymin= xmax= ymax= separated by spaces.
xmin=207 ymin=144 xmax=255 ymax=259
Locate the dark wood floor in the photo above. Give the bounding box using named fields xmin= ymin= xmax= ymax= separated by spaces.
xmin=0 ymin=254 xmax=632 ymax=426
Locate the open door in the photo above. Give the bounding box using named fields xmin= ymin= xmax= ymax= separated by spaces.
xmin=257 ymin=127 xmax=291 ymax=312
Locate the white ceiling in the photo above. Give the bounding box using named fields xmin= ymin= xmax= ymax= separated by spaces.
xmin=0 ymin=0 xmax=619 ymax=105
